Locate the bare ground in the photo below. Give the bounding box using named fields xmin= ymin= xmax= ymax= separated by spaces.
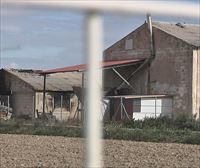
xmin=0 ymin=134 xmax=200 ymax=168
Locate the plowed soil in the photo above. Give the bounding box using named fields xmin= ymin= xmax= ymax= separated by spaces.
xmin=0 ymin=134 xmax=200 ymax=168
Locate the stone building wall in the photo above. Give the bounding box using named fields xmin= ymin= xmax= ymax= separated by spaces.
xmin=103 ymin=23 xmax=196 ymax=118
xmin=4 ymin=71 xmax=35 ymax=118
xmin=149 ymin=27 xmax=194 ymax=117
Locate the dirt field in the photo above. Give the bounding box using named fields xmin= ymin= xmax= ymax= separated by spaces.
xmin=0 ymin=134 xmax=200 ymax=168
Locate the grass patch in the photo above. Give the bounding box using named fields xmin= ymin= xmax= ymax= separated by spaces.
xmin=105 ymin=116 xmax=200 ymax=131
xmin=103 ymin=126 xmax=200 ymax=144
xmin=1 ymin=117 xmax=200 ymax=145
xmin=0 ymin=119 xmax=83 ymax=137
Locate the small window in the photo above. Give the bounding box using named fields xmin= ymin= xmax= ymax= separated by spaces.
xmin=125 ymin=39 xmax=133 ymax=50
xmin=133 ymin=98 xmax=141 ymax=113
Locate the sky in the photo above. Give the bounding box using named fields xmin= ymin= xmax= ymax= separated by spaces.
xmin=0 ymin=0 xmax=199 ymax=70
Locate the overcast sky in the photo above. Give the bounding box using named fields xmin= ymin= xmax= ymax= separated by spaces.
xmin=0 ymin=0 xmax=199 ymax=70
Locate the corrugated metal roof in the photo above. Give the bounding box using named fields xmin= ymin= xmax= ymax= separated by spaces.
xmin=153 ymin=22 xmax=200 ymax=47
xmin=5 ymin=69 xmax=82 ymax=91
xmin=41 ymin=59 xmax=144 ymax=74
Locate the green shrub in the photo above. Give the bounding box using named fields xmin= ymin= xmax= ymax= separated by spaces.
xmin=0 ymin=119 xmax=83 ymax=137
xmin=118 ymin=116 xmax=200 ymax=131
xmin=1 ymin=118 xmax=200 ymax=145
xmin=103 ymin=126 xmax=200 ymax=144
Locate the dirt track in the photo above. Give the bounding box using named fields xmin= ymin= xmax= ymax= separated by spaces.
xmin=0 ymin=134 xmax=200 ymax=168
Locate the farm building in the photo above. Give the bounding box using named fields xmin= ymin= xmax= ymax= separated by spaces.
xmin=5 ymin=19 xmax=198 ymax=121
xmin=0 ymin=69 xmax=82 ymax=120
xmin=41 ymin=20 xmax=200 ymax=120
xmin=104 ymin=21 xmax=200 ymax=119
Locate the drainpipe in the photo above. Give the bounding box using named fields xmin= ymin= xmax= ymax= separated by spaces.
xmin=146 ymin=13 xmax=155 ymax=94
xmin=147 ymin=13 xmax=154 ymax=57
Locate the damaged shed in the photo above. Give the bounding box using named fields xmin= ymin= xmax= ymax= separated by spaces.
xmin=0 ymin=69 xmax=82 ymax=120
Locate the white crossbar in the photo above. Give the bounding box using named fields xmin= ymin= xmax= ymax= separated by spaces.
xmin=2 ymin=1 xmax=199 ymax=18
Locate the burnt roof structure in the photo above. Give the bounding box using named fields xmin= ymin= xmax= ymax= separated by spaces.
xmin=3 ymin=69 xmax=82 ymax=92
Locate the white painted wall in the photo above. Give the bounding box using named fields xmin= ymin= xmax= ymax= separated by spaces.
xmin=133 ymin=97 xmax=172 ymax=120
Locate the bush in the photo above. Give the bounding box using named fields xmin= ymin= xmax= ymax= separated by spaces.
xmin=0 ymin=119 xmax=83 ymax=138
xmin=103 ymin=126 xmax=200 ymax=145
xmin=119 ymin=116 xmax=200 ymax=131
xmin=1 ymin=117 xmax=200 ymax=145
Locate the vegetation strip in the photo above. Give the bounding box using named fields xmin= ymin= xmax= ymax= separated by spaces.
xmin=0 ymin=117 xmax=200 ymax=145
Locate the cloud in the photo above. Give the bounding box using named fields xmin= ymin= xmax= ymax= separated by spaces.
xmin=1 ymin=1 xmax=199 ymax=70
xmin=1 ymin=6 xmax=23 ymax=17
xmin=0 ymin=45 xmax=21 ymax=52
xmin=0 ymin=24 xmax=22 ymax=32
xmin=5 ymin=62 xmax=19 ymax=69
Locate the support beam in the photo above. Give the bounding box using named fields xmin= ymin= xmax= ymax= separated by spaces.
xmin=155 ymin=97 xmax=157 ymax=118
xmin=42 ymin=74 xmax=46 ymax=114
xmin=116 ymin=59 xmax=149 ymax=90
xmin=120 ymin=97 xmax=123 ymax=119
xmin=61 ymin=95 xmax=63 ymax=121
xmin=112 ymin=68 xmax=135 ymax=91
xmin=81 ymin=72 xmax=85 ymax=123
xmin=32 ymin=95 xmax=35 ymax=117
xmin=7 ymin=96 xmax=10 ymax=115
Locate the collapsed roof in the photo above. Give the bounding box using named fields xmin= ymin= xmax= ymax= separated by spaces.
xmin=3 ymin=69 xmax=82 ymax=92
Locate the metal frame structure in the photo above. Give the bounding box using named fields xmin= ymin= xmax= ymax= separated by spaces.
xmin=1 ymin=1 xmax=198 ymax=167
xmin=41 ymin=59 xmax=144 ymax=117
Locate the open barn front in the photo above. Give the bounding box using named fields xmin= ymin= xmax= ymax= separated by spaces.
xmin=40 ymin=59 xmax=145 ymax=123
xmin=35 ymin=91 xmax=82 ymax=122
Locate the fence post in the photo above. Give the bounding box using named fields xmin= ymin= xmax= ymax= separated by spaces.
xmin=7 ymin=96 xmax=10 ymax=114
xmin=171 ymin=98 xmax=174 ymax=119
xmin=120 ymin=97 xmax=123 ymax=119
xmin=32 ymin=95 xmax=35 ymax=117
xmin=61 ymin=95 xmax=63 ymax=121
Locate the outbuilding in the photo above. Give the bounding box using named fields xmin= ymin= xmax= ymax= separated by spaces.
xmin=0 ymin=69 xmax=82 ymax=120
